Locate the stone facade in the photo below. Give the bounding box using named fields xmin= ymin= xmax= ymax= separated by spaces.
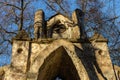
xmin=0 ymin=9 xmax=119 ymax=80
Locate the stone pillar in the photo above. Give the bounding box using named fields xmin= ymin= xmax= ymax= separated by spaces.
xmin=11 ymin=40 xmax=30 ymax=73
xmin=3 ymin=40 xmax=30 ymax=80
xmin=72 ymin=9 xmax=86 ymax=39
xmin=34 ymin=9 xmax=46 ymax=39
xmin=91 ymin=33 xmax=115 ymax=80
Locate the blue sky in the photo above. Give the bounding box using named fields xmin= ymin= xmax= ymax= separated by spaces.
xmin=0 ymin=54 xmax=11 ymax=66
xmin=32 ymin=0 xmax=79 ymax=19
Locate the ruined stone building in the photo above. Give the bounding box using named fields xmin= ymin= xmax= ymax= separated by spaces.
xmin=0 ymin=9 xmax=120 ymax=80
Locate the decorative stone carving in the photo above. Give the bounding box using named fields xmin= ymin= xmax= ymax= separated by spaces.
xmin=47 ymin=13 xmax=81 ymax=39
xmin=34 ymin=9 xmax=86 ymax=39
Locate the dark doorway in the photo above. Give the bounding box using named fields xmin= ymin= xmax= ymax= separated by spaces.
xmin=37 ymin=47 xmax=80 ymax=80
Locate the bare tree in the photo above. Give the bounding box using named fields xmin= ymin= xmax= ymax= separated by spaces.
xmin=0 ymin=0 xmax=35 ymax=56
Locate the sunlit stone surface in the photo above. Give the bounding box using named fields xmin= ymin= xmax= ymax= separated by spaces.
xmin=0 ymin=9 xmax=119 ymax=80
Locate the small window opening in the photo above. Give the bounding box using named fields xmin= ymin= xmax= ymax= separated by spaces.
xmin=55 ymin=77 xmax=63 ymax=80
xmin=54 ymin=76 xmax=64 ymax=80
xmin=17 ymin=48 xmax=23 ymax=54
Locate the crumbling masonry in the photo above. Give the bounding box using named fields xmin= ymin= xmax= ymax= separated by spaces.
xmin=0 ymin=9 xmax=120 ymax=80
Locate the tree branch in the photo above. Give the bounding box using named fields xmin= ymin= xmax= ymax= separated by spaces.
xmin=44 ymin=1 xmax=58 ymax=12
xmin=23 ymin=1 xmax=30 ymax=10
xmin=0 ymin=24 xmax=17 ymax=35
xmin=0 ymin=2 xmax=21 ymax=10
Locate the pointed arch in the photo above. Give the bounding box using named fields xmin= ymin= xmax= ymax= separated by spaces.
xmin=29 ymin=39 xmax=89 ymax=80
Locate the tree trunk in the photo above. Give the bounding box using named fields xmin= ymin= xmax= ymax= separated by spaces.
xmin=19 ymin=0 xmax=24 ymax=31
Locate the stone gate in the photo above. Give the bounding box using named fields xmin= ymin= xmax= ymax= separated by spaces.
xmin=0 ymin=9 xmax=118 ymax=80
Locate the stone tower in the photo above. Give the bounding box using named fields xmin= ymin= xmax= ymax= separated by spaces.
xmin=0 ymin=9 xmax=118 ymax=80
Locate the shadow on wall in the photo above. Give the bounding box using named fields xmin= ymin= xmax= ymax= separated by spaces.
xmin=37 ymin=47 xmax=80 ymax=80
xmin=75 ymin=41 xmax=107 ymax=80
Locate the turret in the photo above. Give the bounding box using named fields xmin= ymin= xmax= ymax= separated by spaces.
xmin=34 ymin=9 xmax=46 ymax=39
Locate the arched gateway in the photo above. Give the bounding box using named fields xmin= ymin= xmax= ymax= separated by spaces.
xmin=29 ymin=40 xmax=88 ymax=80
xmin=3 ymin=9 xmax=116 ymax=80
